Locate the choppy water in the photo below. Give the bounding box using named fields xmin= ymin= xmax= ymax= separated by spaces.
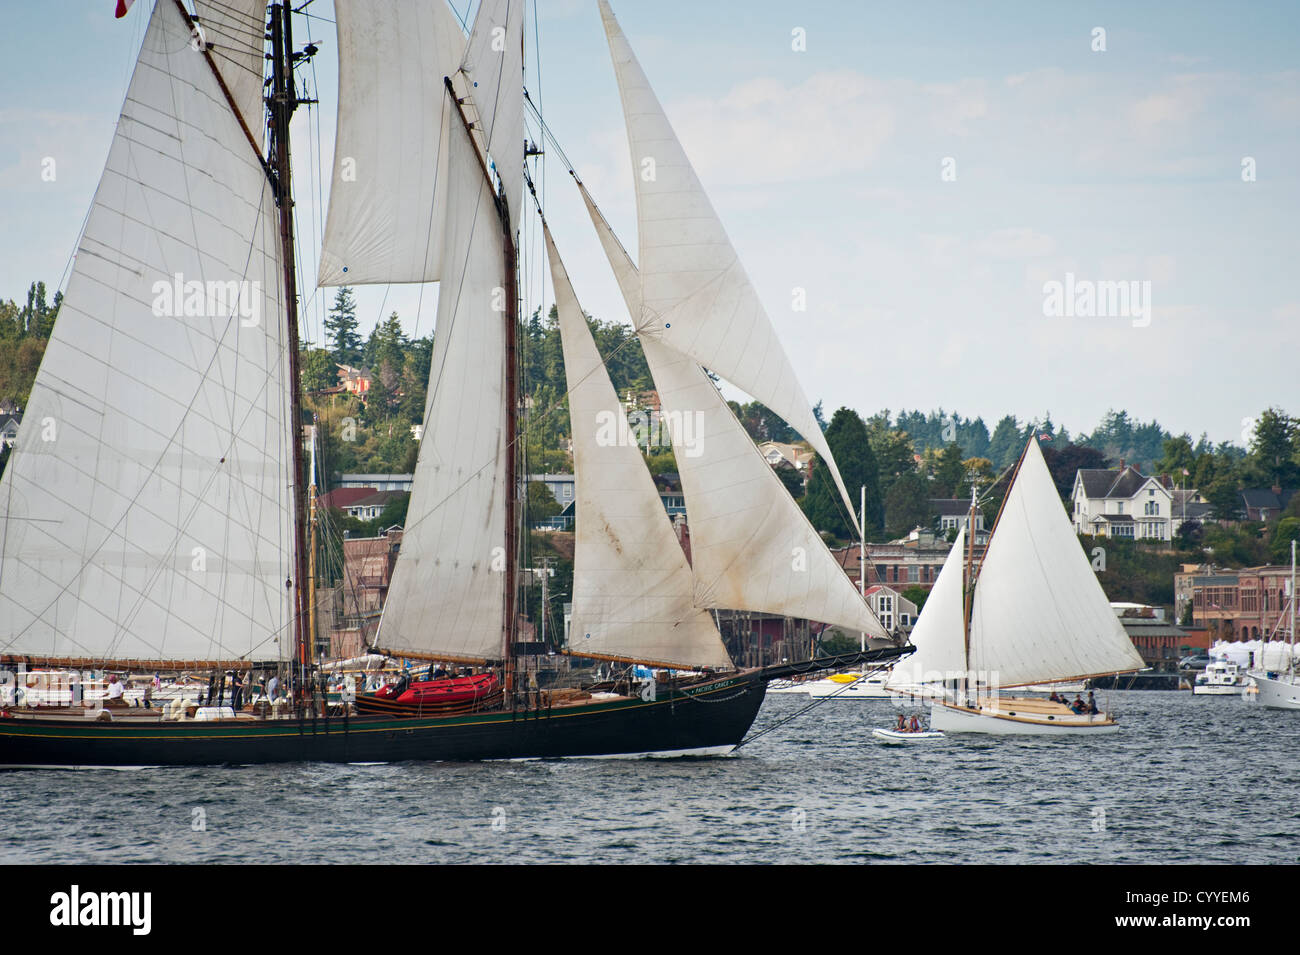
xmin=1 ymin=690 xmax=1296 ymax=864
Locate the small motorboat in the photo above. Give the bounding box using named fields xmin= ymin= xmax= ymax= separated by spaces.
xmin=871 ymin=727 xmax=945 ymax=743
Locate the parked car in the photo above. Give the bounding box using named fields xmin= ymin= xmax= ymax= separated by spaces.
xmin=1178 ymin=652 xmax=1212 ymax=671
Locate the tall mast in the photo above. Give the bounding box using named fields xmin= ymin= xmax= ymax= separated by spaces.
xmin=502 ymin=182 xmax=520 ymax=687
xmin=962 ymin=477 xmax=978 ymax=674
xmin=859 ymin=485 xmax=866 ymax=652
xmin=1290 ymin=540 xmax=1296 ymax=678
xmin=268 ymin=1 xmax=310 ymax=694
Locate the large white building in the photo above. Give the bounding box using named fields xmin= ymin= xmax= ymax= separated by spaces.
xmin=1072 ymin=465 xmax=1179 ymax=541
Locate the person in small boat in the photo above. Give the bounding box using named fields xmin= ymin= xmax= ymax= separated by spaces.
xmin=895 ymin=713 xmax=907 ymax=732
xmin=433 ymin=665 xmax=449 ymax=681
xmin=1070 ymin=694 xmax=1086 ymax=713
xmin=1048 ymin=691 xmax=1063 ymax=704
xmin=1086 ymin=691 xmax=1099 ymax=715
xmin=908 ymin=714 xmax=922 ymax=733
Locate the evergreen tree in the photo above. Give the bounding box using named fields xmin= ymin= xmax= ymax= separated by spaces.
xmin=884 ymin=470 xmax=930 ymax=538
xmin=801 ymin=407 xmax=883 ymax=540
xmin=987 ymin=415 xmax=1021 ymax=469
xmin=1247 ymin=408 xmax=1299 ymax=488
xmin=324 ymin=287 xmax=362 ymax=366
xmin=300 ymin=347 xmax=336 ymax=392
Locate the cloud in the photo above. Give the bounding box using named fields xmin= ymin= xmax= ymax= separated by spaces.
xmin=976 ymin=227 xmax=1056 ymax=258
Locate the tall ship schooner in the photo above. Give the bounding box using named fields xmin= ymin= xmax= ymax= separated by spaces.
xmin=0 ymin=0 xmax=904 ymax=766
xmin=886 ymin=437 xmax=1145 ymax=734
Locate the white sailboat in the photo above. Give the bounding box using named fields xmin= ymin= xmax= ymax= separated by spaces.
xmin=1250 ymin=540 xmax=1299 ymax=710
xmin=887 ymin=438 xmax=1145 ymax=735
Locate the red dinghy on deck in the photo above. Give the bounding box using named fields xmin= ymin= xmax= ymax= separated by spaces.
xmin=356 ymin=673 xmax=501 ymax=716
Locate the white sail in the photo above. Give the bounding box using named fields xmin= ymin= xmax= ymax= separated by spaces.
xmin=580 ymin=183 xmax=887 ymax=640
xmin=317 ymin=0 xmax=467 ymax=287
xmin=0 ymin=0 xmax=291 ymax=664
xmin=194 ymin=0 xmax=266 ymax=132
xmin=461 ymin=0 xmax=525 ymax=234
xmin=374 ymin=107 xmax=509 ymax=662
xmin=598 ymin=0 xmax=859 ymax=532
xmin=887 ymin=527 xmax=968 ymax=688
xmin=544 ymin=227 xmax=730 ymax=670
xmin=969 ymin=439 xmax=1145 ymax=687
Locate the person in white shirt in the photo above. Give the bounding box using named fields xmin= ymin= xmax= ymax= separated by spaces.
xmin=106 ymin=674 xmax=124 ymax=703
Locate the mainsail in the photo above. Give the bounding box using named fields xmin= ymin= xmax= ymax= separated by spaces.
xmin=372 ymin=104 xmax=511 ymax=663
xmin=597 ymin=0 xmax=860 ymax=532
xmin=969 ymin=439 xmax=1145 ymax=686
xmin=578 ymin=184 xmax=889 ymax=642
xmin=0 ymin=0 xmax=292 ymax=664
xmin=317 ymin=0 xmax=467 ymax=286
xmin=886 ymin=526 xmax=968 ymax=688
xmin=544 ymin=227 xmax=730 ymax=670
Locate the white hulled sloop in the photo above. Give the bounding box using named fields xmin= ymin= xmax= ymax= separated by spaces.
xmin=968 ymin=439 xmax=1145 ymax=687
xmin=597 ymin=0 xmax=861 ymax=534
xmin=0 ymin=0 xmax=292 ymax=664
xmin=544 ymin=226 xmax=731 ymax=671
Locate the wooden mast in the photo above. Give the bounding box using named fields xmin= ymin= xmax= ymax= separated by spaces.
xmin=268 ymin=1 xmax=311 ymax=701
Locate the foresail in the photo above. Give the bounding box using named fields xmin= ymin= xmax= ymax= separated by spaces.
xmin=597 ymin=0 xmax=860 ymax=532
xmin=374 ymin=107 xmax=509 ymax=662
xmin=318 ymin=0 xmax=467 ymax=286
xmin=969 ymin=439 xmax=1145 ymax=686
xmin=580 ymin=183 xmax=887 ymax=641
xmin=194 ymin=0 xmax=266 ymax=132
xmin=544 ymin=227 xmax=730 ymax=670
xmin=461 ymin=0 xmax=525 ymax=235
xmin=887 ymin=527 xmax=968 ymax=688
xmin=0 ymin=0 xmax=292 ymax=664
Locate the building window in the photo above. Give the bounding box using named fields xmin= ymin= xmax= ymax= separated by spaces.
xmin=1116 ymin=502 xmax=1124 ymax=515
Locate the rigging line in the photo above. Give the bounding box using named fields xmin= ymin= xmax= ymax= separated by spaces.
xmin=523 ymin=91 xmax=579 ymax=175
xmin=733 ymin=660 xmax=897 ymax=750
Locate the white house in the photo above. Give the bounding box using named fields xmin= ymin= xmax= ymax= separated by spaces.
xmin=930 ymin=498 xmax=989 ymax=545
xmin=1072 ymin=465 xmax=1177 ymax=541
xmin=863 ymin=585 xmax=919 ymax=633
xmin=0 ymin=411 xmax=19 ymax=449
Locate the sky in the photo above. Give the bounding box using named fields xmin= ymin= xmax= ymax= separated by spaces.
xmin=1 ymin=0 xmax=1297 ymax=446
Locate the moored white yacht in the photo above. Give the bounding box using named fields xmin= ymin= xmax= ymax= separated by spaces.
xmin=1192 ymin=660 xmax=1253 ymax=696
xmin=1249 ymin=540 xmax=1299 ymax=710
xmin=806 ymin=670 xmax=895 ymax=699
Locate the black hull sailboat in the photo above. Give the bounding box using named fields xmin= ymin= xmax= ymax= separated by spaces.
xmin=0 ymin=651 xmax=905 ymax=767
xmin=0 ymin=1 xmax=904 ymax=769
